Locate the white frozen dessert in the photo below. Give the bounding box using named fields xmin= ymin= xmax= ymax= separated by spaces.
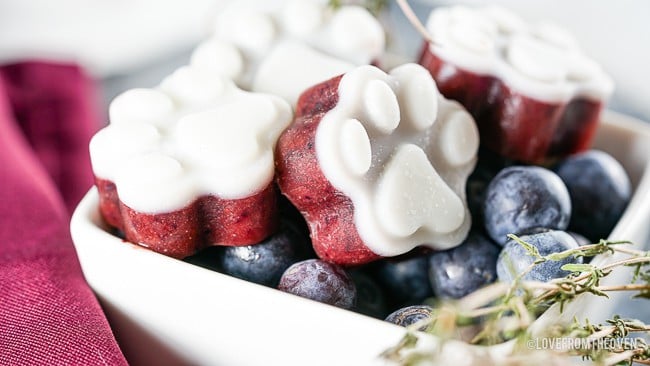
xmin=90 ymin=67 xmax=292 ymax=213
xmin=190 ymin=0 xmax=385 ymax=105
xmin=316 ymin=64 xmax=479 ymax=256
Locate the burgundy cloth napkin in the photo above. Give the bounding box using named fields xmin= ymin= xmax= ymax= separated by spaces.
xmin=0 ymin=62 xmax=127 ymax=365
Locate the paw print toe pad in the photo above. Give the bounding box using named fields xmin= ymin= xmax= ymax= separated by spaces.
xmin=316 ymin=64 xmax=479 ymax=256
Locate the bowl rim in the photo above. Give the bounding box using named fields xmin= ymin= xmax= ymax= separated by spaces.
xmin=70 ymin=109 xmax=650 ymax=364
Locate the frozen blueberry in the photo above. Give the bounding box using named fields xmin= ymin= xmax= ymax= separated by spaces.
xmin=278 ymin=259 xmax=356 ymax=309
xmin=220 ymin=219 xmax=310 ymax=287
xmin=496 ymin=230 xmax=582 ymax=283
xmin=349 ymin=270 xmax=388 ymax=319
xmin=555 ymin=150 xmax=631 ymax=242
xmin=466 ymin=166 xmax=494 ymax=228
xmin=484 ymin=166 xmax=571 ymax=245
xmin=373 ymin=254 xmax=433 ymax=307
xmin=385 ymin=305 xmax=434 ymax=329
xmin=428 ymin=232 xmax=500 ymax=299
xmin=466 ymin=149 xmax=515 ymax=227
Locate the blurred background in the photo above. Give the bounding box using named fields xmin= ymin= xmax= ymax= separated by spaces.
xmin=1 ymin=0 xmax=649 ymax=121
xmin=1 ymin=0 xmax=648 ymax=323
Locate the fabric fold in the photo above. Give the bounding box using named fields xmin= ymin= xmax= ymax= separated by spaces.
xmin=0 ymin=61 xmax=127 ymax=365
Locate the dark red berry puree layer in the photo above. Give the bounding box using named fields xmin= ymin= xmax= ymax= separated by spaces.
xmin=96 ymin=178 xmax=278 ymax=259
xmin=419 ymin=47 xmax=603 ymax=164
xmin=276 ymin=75 xmax=380 ymax=266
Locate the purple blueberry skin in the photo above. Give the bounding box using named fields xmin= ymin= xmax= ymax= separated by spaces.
xmin=483 ymin=166 xmax=572 ymax=245
xmin=278 ymin=259 xmax=356 ymax=309
xmin=219 ymin=220 xmax=310 ymax=287
xmin=385 ymin=305 xmax=434 ymax=329
xmin=428 ymin=232 xmax=500 ymax=299
xmin=496 ymin=230 xmax=582 ymax=283
xmin=373 ymin=255 xmax=434 ymax=307
xmin=554 ymin=150 xmax=631 ymax=242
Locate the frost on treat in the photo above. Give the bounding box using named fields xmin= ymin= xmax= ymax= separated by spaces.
xmin=190 ymin=0 xmax=385 ymax=106
xmin=277 ymin=64 xmax=479 ymax=265
xmin=90 ymin=67 xmax=292 ymax=259
xmin=418 ymin=6 xmax=613 ymax=163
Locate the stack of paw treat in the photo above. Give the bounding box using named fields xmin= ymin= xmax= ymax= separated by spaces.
xmin=89 ymin=1 xmax=631 ymax=323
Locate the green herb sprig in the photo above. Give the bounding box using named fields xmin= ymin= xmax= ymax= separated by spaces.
xmin=383 ymin=237 xmax=650 ymax=365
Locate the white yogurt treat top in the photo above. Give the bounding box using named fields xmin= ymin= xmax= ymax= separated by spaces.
xmin=316 ymin=64 xmax=479 ymax=256
xmin=253 ymin=41 xmax=353 ymax=104
xmin=426 ymin=6 xmax=613 ymax=102
xmin=90 ymin=66 xmax=292 ymax=214
xmin=190 ymin=0 xmax=385 ymax=106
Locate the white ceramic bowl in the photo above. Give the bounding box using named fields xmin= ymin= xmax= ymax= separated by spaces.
xmin=71 ymin=111 xmax=650 ymax=365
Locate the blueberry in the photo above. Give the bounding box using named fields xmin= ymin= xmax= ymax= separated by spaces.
xmin=278 ymin=259 xmax=356 ymax=309
xmin=554 ymin=150 xmax=631 ymax=242
xmin=428 ymin=232 xmax=500 ymax=299
xmin=484 ymin=166 xmax=571 ymax=245
xmin=385 ymin=305 xmax=434 ymax=329
xmin=219 ymin=219 xmax=310 ymax=287
xmin=496 ymin=230 xmax=582 ymax=283
xmin=373 ymin=254 xmax=433 ymax=307
xmin=466 ymin=149 xmax=515 ymax=227
xmin=349 ymin=270 xmax=388 ymax=319
xmin=466 ymin=166 xmax=495 ymax=228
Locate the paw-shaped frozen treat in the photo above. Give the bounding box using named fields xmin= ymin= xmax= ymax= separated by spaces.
xmin=90 ymin=67 xmax=292 ymax=258
xmin=277 ymin=64 xmax=479 ymax=265
xmin=418 ymin=6 xmax=613 ymax=163
xmin=190 ymin=0 xmax=385 ymax=106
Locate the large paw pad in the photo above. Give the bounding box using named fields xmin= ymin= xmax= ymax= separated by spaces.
xmin=375 ymin=144 xmax=465 ymax=237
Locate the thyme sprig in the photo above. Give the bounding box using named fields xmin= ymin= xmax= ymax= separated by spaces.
xmin=382 ymin=237 xmax=650 ymax=365
xmin=542 ymin=317 xmax=650 ymax=365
